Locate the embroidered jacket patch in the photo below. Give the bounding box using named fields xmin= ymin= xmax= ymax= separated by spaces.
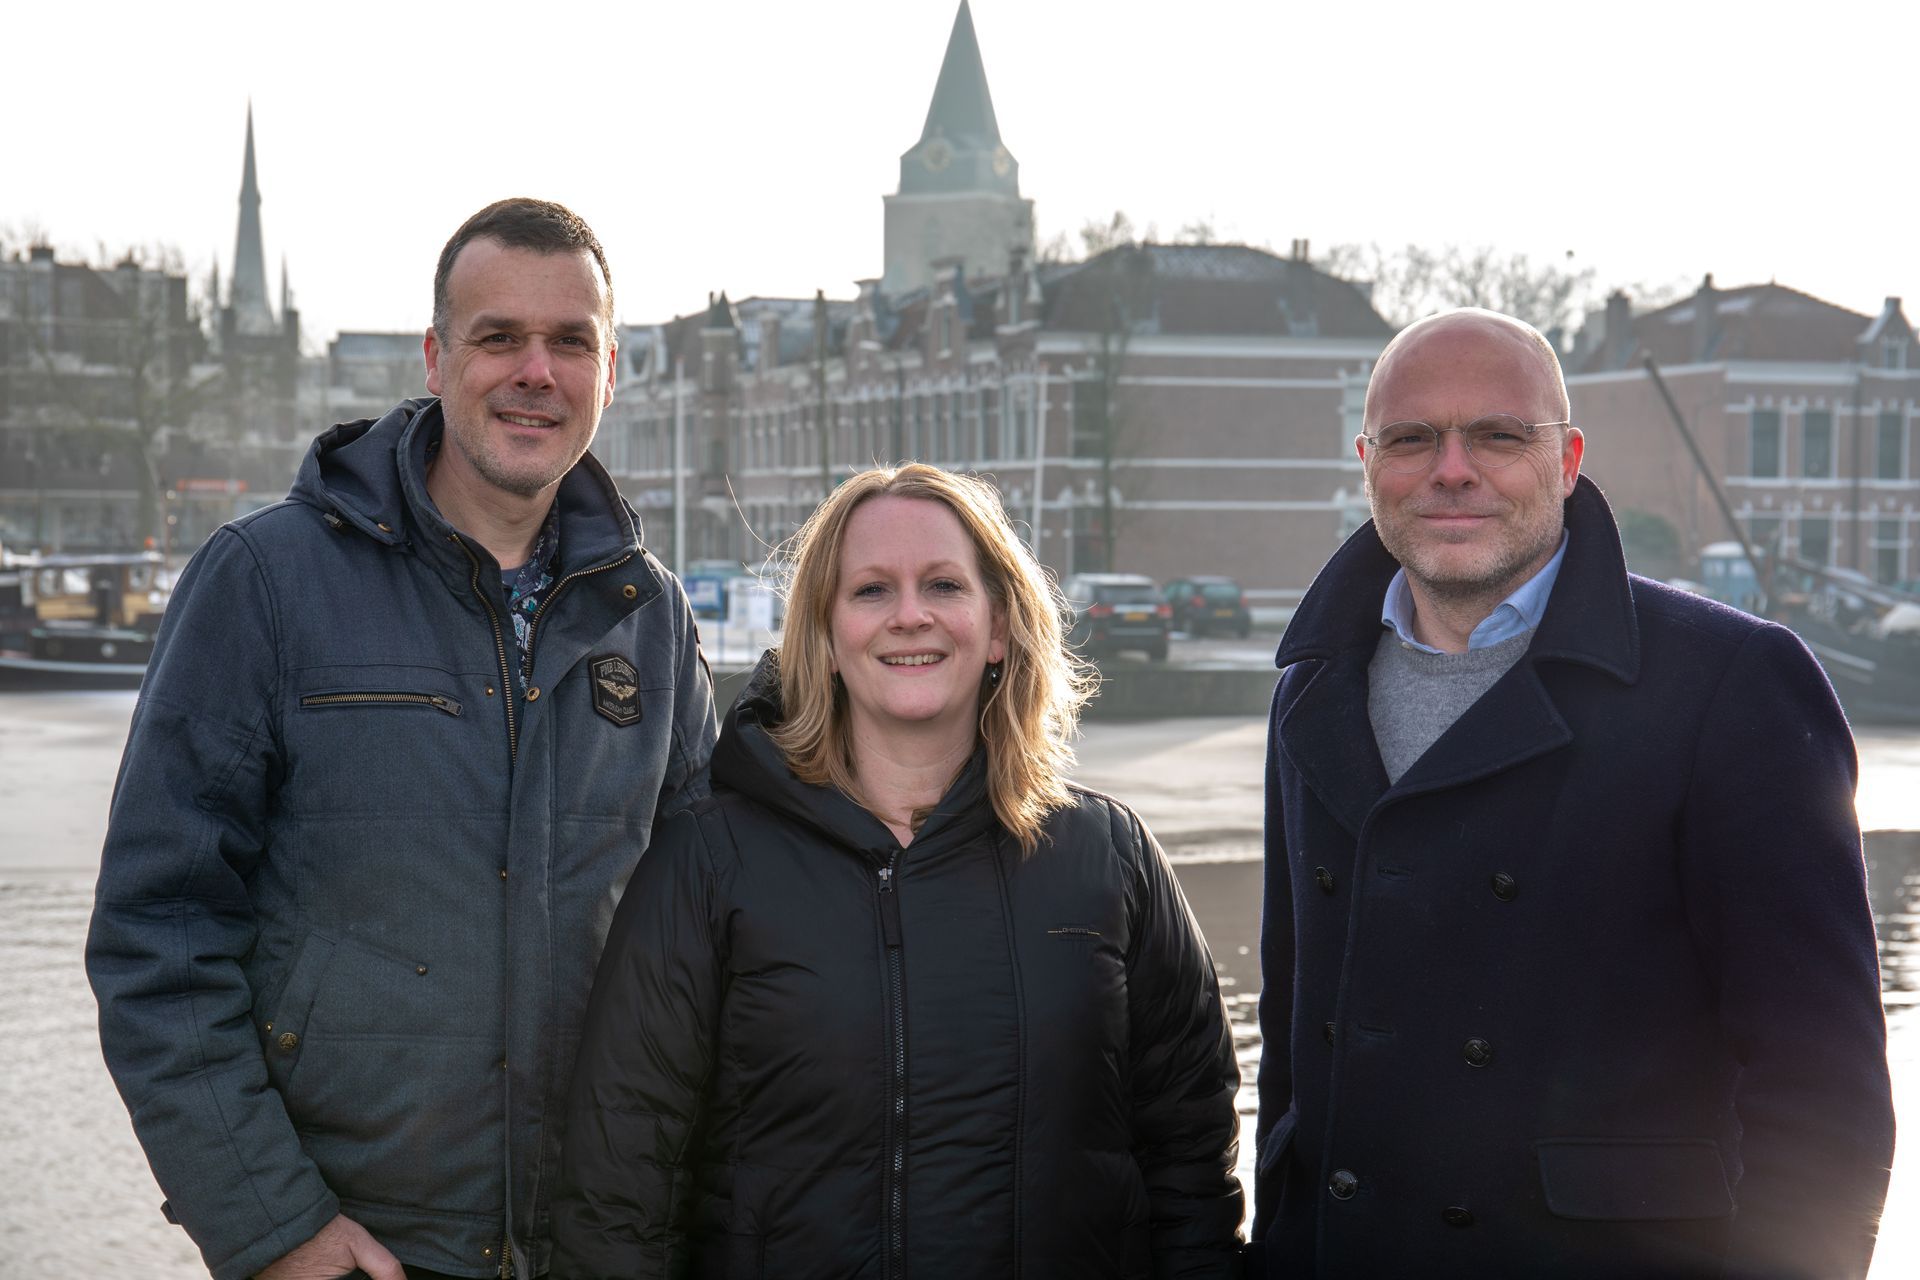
xmin=590 ymin=654 xmax=642 ymax=726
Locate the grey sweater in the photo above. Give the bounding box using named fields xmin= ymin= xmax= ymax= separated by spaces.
xmin=1367 ymin=628 xmax=1534 ymax=783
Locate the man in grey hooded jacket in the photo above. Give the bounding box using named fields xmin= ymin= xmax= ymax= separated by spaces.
xmin=87 ymin=197 xmax=717 ymax=1280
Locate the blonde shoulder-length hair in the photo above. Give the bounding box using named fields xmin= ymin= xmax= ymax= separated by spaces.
xmin=769 ymin=464 xmax=1095 ymax=853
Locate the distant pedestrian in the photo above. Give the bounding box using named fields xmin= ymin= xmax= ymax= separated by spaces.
xmin=1250 ymin=308 xmax=1893 ymax=1277
xmin=87 ymin=197 xmax=717 ymax=1280
xmin=551 ymin=463 xmax=1243 ymax=1278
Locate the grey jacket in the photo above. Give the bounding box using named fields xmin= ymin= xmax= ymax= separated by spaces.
xmin=86 ymin=399 xmax=717 ymax=1280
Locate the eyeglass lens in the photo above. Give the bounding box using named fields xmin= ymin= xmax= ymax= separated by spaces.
xmin=1371 ymin=414 xmax=1537 ymax=472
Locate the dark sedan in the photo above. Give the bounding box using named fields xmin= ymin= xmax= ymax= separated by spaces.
xmin=1164 ymin=576 xmax=1252 ymax=638
xmin=1062 ymin=572 xmax=1171 ymax=662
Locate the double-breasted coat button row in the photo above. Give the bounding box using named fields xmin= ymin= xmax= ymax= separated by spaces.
xmin=1329 ymin=1169 xmax=1359 ymax=1200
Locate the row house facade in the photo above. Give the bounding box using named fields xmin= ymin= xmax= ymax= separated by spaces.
xmin=1567 ymin=278 xmax=1919 ymax=587
xmin=594 ymin=242 xmax=1393 ymax=608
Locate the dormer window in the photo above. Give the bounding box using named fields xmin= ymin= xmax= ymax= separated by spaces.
xmin=1886 ymin=338 xmax=1907 ymax=371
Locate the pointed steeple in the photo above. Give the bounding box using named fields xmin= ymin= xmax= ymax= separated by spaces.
xmin=229 ymin=102 xmax=277 ymax=337
xmin=896 ymin=1 xmax=1019 ymax=200
xmin=919 ymin=1 xmax=1002 ymax=149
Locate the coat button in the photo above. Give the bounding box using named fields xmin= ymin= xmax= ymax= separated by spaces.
xmin=622 ymin=584 xmax=638 ymax=599
xmin=1323 ymin=1021 xmax=1336 ymax=1045
xmin=1490 ymin=872 xmax=1518 ymax=901
xmin=277 ymin=1031 xmax=299 ymax=1053
xmin=1329 ymin=1169 xmax=1359 ymax=1200
xmin=1443 ymin=1206 xmax=1475 ymax=1228
xmin=526 ymin=686 xmax=541 ymax=701
xmin=1314 ymin=866 xmax=1335 ymax=894
xmin=1463 ymin=1037 xmax=1493 ymax=1067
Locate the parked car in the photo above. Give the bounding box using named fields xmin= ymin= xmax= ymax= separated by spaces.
xmin=1061 ymin=572 xmax=1171 ymax=661
xmin=1163 ymin=575 xmax=1253 ymax=638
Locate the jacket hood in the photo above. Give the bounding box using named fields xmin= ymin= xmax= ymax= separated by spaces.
xmin=287 ymin=396 xmax=648 ymax=579
xmin=714 ymin=649 xmax=998 ymax=859
xmin=288 ymin=398 xmax=431 ymax=548
xmin=1276 ymin=473 xmax=1639 ymax=684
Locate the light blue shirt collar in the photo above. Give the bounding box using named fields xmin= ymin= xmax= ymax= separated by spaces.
xmin=1381 ymin=532 xmax=1570 ymax=654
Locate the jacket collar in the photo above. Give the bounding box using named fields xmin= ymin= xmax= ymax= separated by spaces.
xmin=289 ymin=396 xmax=656 ymax=593
xmin=714 ymin=650 xmax=999 ymax=862
xmin=1272 ymin=474 xmax=1640 ymax=836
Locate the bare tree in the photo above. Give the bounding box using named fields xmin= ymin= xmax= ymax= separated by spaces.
xmin=1173 ymin=217 xmax=1218 ymax=246
xmin=1323 ymin=241 xmax=1598 ymax=336
xmin=1039 ymin=210 xmax=1147 ymax=265
xmin=1068 ymin=246 xmax=1159 ymax=571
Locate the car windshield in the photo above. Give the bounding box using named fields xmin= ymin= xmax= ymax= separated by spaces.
xmin=1095 ymin=583 xmax=1159 ymax=605
xmin=1200 ymin=583 xmax=1241 ymax=603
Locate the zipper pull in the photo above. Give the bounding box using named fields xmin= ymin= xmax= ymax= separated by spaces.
xmin=876 ymin=863 xmax=903 ymax=948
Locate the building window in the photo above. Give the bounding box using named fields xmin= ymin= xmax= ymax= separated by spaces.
xmin=1887 ymin=339 xmax=1908 ymax=371
xmin=1801 ymin=409 xmax=1833 ymax=479
xmin=1747 ymin=514 xmax=1782 ymax=555
xmin=1799 ymin=515 xmax=1831 ymax=565
xmin=1874 ymin=518 xmax=1903 ymax=584
xmin=1751 ymin=409 xmax=1781 ymax=477
xmin=1880 ymin=410 xmax=1907 ymax=481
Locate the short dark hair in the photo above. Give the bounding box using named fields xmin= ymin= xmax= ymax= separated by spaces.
xmin=432 ymin=197 xmax=614 ymax=339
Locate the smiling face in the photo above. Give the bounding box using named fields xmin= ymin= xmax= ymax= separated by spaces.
xmin=829 ymin=495 xmax=1008 ymax=753
xmin=423 ymin=237 xmax=616 ymax=507
xmin=1359 ymin=311 xmax=1583 ymax=609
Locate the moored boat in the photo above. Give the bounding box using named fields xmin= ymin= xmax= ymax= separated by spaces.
xmin=0 ymin=550 xmax=168 ymax=690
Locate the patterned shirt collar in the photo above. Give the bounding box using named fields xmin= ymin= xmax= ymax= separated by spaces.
xmin=503 ymin=502 xmax=561 ymax=688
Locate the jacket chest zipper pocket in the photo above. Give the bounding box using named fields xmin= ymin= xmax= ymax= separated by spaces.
xmin=299 ymin=691 xmax=463 ymax=716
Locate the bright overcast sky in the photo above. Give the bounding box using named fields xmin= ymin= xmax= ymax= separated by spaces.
xmin=8 ymin=0 xmax=1916 ymax=352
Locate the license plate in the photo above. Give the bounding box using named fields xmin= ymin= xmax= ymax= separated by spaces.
xmin=1212 ymin=608 xmax=1235 ymax=617
xmin=1123 ymin=611 xmax=1148 ymax=622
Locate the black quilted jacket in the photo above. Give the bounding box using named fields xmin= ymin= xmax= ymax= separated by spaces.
xmin=551 ymin=655 xmax=1242 ymax=1279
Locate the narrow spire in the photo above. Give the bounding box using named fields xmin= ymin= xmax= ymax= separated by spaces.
xmin=229 ymin=100 xmax=277 ymax=336
xmin=919 ymin=1 xmax=1001 ymax=148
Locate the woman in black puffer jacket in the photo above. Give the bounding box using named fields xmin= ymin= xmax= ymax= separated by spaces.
xmin=551 ymin=464 xmax=1241 ymax=1279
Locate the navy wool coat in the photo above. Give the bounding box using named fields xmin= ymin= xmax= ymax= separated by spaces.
xmin=1251 ymin=476 xmax=1893 ymax=1278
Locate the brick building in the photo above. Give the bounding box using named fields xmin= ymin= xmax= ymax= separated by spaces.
xmin=1566 ymin=277 xmax=1919 ymax=586
xmin=596 ymin=1 xmax=1395 ymax=609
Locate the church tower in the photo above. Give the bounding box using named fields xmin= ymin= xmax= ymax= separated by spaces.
xmin=218 ymin=103 xmax=300 ymax=405
xmin=881 ymin=1 xmax=1033 ymax=297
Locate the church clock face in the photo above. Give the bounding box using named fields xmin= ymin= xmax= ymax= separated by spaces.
xmin=992 ymin=145 xmax=1012 ymax=177
xmin=923 ymin=138 xmax=954 ymax=172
